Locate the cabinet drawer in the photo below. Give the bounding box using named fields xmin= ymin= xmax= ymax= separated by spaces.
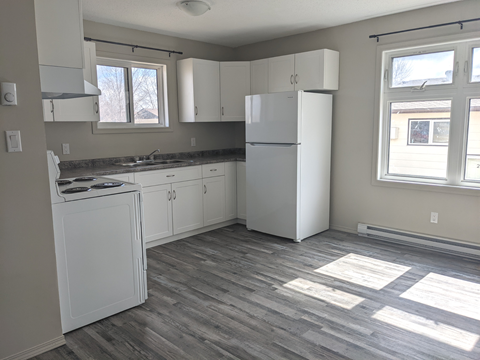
xmin=202 ymin=163 xmax=225 ymax=178
xmin=134 ymin=166 xmax=202 ymax=187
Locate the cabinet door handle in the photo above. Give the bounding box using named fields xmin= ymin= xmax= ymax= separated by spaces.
xmin=295 ymin=74 xmax=298 ymax=84
xmin=94 ymin=101 xmax=99 ymax=114
xmin=204 ymin=185 xmax=207 ymax=194
xmin=221 ymin=107 xmax=224 ymax=116
xmin=50 ymin=100 xmax=54 ymax=113
xmin=173 ymin=190 xmax=176 ymax=200
xmin=168 ymin=191 xmax=171 ymax=201
xmin=210 ymin=168 xmax=217 ymax=172
xmin=195 ymin=106 xmax=198 ymax=116
xmin=290 ymin=75 xmax=294 ymax=84
xmin=166 ymin=174 xmax=175 ymax=178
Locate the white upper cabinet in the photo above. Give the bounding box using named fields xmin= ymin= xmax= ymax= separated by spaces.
xmin=177 ymin=58 xmax=221 ymax=122
xmin=267 ymin=49 xmax=339 ymax=93
xmin=220 ymin=62 xmax=250 ymax=122
xmin=43 ymin=42 xmax=100 ymax=122
xmin=34 ymin=0 xmax=84 ymax=69
xmin=250 ymin=59 xmax=269 ymax=95
xmin=178 ymin=59 xmax=250 ymax=122
xmin=294 ymin=49 xmax=339 ymax=91
xmin=268 ymin=55 xmax=295 ymax=93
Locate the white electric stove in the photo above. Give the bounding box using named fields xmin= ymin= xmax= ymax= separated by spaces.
xmin=47 ymin=150 xmax=147 ymax=333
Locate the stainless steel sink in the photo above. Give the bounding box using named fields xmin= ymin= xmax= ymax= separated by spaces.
xmin=116 ymin=159 xmax=192 ymax=167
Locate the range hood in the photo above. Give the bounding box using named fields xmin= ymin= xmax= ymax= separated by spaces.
xmin=39 ymin=65 xmax=101 ymax=100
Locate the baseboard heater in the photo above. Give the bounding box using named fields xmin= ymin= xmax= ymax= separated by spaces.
xmin=358 ymin=223 xmax=480 ymax=260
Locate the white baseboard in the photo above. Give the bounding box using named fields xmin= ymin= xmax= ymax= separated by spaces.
xmin=146 ymin=219 xmax=240 ymax=248
xmin=2 ymin=336 xmax=65 ymax=360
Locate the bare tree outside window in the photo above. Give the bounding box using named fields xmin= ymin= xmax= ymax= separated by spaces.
xmin=97 ymin=65 xmax=129 ymax=123
xmin=132 ymin=67 xmax=159 ymax=124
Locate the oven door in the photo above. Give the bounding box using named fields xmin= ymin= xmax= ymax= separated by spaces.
xmin=52 ymin=191 xmax=146 ymax=333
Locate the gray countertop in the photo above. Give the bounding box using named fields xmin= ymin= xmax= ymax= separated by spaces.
xmin=60 ymin=153 xmax=245 ymax=179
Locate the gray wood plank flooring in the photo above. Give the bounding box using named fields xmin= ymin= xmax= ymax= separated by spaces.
xmin=34 ymin=225 xmax=480 ymax=360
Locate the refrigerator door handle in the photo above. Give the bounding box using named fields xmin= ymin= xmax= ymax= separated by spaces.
xmin=248 ymin=143 xmax=299 ymax=147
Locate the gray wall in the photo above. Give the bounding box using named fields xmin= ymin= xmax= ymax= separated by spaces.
xmin=234 ymin=0 xmax=480 ymax=244
xmin=45 ymin=21 xmax=238 ymax=161
xmin=0 ymin=1 xmax=63 ymax=359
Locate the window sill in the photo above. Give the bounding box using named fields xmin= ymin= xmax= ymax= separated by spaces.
xmin=372 ymin=176 xmax=480 ymax=197
xmin=91 ymin=123 xmax=173 ymax=135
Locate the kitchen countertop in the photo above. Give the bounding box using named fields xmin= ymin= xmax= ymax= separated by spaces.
xmin=59 ymin=150 xmax=245 ymax=179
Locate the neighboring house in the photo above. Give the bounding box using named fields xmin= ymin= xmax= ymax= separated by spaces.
xmin=135 ymin=108 xmax=159 ymax=124
xmin=389 ymin=99 xmax=480 ymax=179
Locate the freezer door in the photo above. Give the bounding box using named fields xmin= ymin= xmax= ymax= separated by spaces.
xmin=246 ymin=143 xmax=299 ymax=240
xmin=246 ymin=91 xmax=301 ymax=144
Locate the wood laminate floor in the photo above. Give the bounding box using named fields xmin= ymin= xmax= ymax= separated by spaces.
xmin=34 ymin=225 xmax=480 ymax=360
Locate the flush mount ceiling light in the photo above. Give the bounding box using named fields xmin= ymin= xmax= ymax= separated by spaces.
xmin=177 ymin=0 xmax=211 ymax=16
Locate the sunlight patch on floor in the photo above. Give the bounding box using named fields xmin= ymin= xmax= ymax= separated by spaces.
xmin=283 ymin=278 xmax=364 ymax=309
xmin=372 ymin=306 xmax=479 ymax=351
xmin=314 ymin=253 xmax=411 ymax=290
xmin=400 ymin=272 xmax=480 ymax=321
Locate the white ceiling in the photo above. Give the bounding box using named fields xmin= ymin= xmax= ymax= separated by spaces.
xmin=82 ymin=0 xmax=461 ymax=48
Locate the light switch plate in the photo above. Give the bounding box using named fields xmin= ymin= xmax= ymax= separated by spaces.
xmin=5 ymin=131 xmax=22 ymax=152
xmin=62 ymin=143 xmax=70 ymax=155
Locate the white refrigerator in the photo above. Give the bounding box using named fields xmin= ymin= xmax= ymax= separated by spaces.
xmin=245 ymin=91 xmax=332 ymax=242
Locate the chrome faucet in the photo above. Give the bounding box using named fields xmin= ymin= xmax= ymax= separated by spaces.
xmin=144 ymin=149 xmax=160 ymax=161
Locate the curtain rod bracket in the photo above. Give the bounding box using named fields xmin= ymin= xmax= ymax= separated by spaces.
xmin=459 ymin=22 xmax=464 ymax=30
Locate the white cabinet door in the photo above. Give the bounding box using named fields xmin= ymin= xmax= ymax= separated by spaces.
xmin=250 ymin=59 xmax=269 ymax=95
xmin=236 ymin=162 xmax=246 ymax=220
xmin=34 ymin=0 xmax=84 ymax=69
xmin=268 ymin=54 xmax=295 ymax=93
xmin=294 ymin=49 xmax=339 ymax=91
xmin=220 ymin=62 xmax=250 ymax=122
xmin=44 ymin=42 xmax=100 ymax=122
xmin=203 ymin=176 xmax=226 ymax=227
xmin=225 ymin=162 xmax=237 ymax=220
xmin=172 ymin=179 xmax=204 ymax=234
xmin=193 ymin=59 xmax=221 ymax=122
xmin=142 ymin=184 xmax=173 ymax=243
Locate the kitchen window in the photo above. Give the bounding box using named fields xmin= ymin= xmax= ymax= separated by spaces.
xmin=95 ymin=58 xmax=169 ymax=129
xmin=378 ymin=37 xmax=480 ymax=188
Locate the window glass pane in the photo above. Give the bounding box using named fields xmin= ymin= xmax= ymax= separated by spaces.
xmin=132 ymin=67 xmax=159 ymax=124
xmin=391 ymin=51 xmax=454 ymax=88
xmin=465 ymin=98 xmax=480 ymax=180
xmin=472 ymin=48 xmax=480 ymax=83
xmin=97 ymin=65 xmax=129 ymax=123
xmin=409 ymin=121 xmax=429 ymax=144
xmin=389 ymin=100 xmax=451 ymax=178
xmin=432 ymin=121 xmax=450 ymax=143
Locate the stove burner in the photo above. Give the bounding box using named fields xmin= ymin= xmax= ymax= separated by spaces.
xmin=61 ymin=187 xmax=92 ymax=194
xmin=56 ymin=179 xmax=73 ymax=186
xmin=74 ymin=177 xmax=97 ymax=182
xmin=91 ymin=182 xmax=125 ymax=189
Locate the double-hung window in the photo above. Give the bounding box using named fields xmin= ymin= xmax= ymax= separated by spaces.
xmin=95 ymin=58 xmax=168 ymax=129
xmin=378 ymin=38 xmax=480 ymax=187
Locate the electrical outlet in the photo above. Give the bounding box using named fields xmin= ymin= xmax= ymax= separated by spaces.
xmin=430 ymin=212 xmax=438 ymax=224
xmin=191 ymin=137 xmax=196 ymax=147
xmin=62 ymin=143 xmax=70 ymax=155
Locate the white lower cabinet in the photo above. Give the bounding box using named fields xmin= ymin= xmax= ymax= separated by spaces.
xmin=172 ymin=179 xmax=204 ymax=234
xmin=143 ymin=184 xmax=173 ymax=242
xmin=134 ymin=161 xmax=241 ymax=245
xmin=236 ymin=162 xmax=246 ymax=220
xmin=203 ymin=176 xmax=226 ymax=226
xmin=225 ymin=162 xmax=237 ymax=220
xmin=104 ymin=172 xmax=135 ymax=183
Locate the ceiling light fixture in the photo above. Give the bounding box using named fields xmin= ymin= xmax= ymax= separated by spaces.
xmin=177 ymin=0 xmax=211 ymax=16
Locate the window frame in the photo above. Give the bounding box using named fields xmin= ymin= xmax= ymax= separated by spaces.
xmin=95 ymin=57 xmax=169 ymax=130
xmin=373 ymin=33 xmax=480 ymax=195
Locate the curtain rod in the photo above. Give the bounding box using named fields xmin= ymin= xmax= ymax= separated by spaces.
xmin=84 ymin=37 xmax=183 ymax=57
xmin=369 ymin=17 xmax=480 ymax=42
